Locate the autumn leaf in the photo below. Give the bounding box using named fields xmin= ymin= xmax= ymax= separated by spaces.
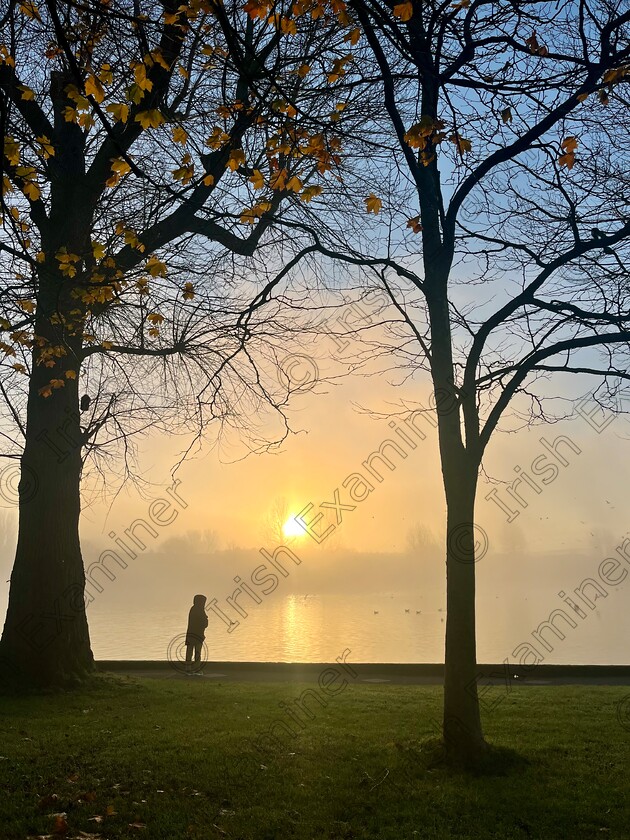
xmin=393 ymin=2 xmax=413 ymax=22
xmin=19 ymin=1 xmax=42 ymax=21
xmin=65 ymin=370 xmax=77 ymax=379
xmin=500 ymin=107 xmax=512 ymax=124
xmin=300 ymin=184 xmax=323 ymax=203
xmin=280 ymin=16 xmax=297 ymax=35
xmin=227 ymin=149 xmax=246 ymax=171
xmin=134 ymin=110 xmax=165 ymax=130
xmin=18 ymin=85 xmax=35 ymax=100
xmin=172 ymin=125 xmax=188 ymax=144
xmin=22 ymin=180 xmax=41 ymax=201
xmin=203 ymin=174 xmax=215 ymax=186
xmin=85 ymin=75 xmax=105 ymax=103
xmin=36 ymin=135 xmax=55 ymax=157
xmin=92 ymin=242 xmax=106 ymax=260
xmin=525 ymin=31 xmax=548 ymax=56
xmin=249 ymin=169 xmax=265 ymax=190
xmin=407 ymin=216 xmax=422 ymax=233
xmin=365 ymin=193 xmax=382 ymax=214
xmin=145 ymin=256 xmax=167 ymax=277
xmin=450 ymin=133 xmax=472 ymax=155
xmin=106 ymin=102 xmax=130 ymax=123
xmin=286 ymin=175 xmax=302 ymax=193
xmin=182 ymin=282 xmax=195 ymax=300
xmin=559 ymin=136 xmax=578 ymax=169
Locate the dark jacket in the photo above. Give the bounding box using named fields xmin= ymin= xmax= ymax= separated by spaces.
xmin=186 ymin=594 xmax=208 ymax=645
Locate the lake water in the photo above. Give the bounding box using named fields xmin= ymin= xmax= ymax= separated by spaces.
xmin=87 ymin=590 xmax=630 ymax=665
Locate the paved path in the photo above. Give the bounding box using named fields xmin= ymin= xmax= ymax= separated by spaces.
xmin=99 ymin=661 xmax=630 ymax=686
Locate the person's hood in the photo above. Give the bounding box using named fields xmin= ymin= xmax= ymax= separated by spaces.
xmin=193 ymin=594 xmax=206 ymax=608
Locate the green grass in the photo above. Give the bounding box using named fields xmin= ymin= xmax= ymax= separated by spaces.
xmin=0 ymin=676 xmax=628 ymax=839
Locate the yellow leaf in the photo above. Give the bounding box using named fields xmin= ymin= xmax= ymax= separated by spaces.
xmin=99 ymin=64 xmax=113 ymax=85
xmin=172 ymin=125 xmax=188 ymax=144
xmin=18 ymin=85 xmax=35 ymax=100
xmin=134 ymin=109 xmax=165 ymax=130
xmin=19 ymin=1 xmax=42 ymax=21
xmin=286 ymin=175 xmax=302 ymax=192
xmin=147 ymin=312 xmax=164 ymax=324
xmin=365 ymin=193 xmax=382 ymax=214
xmin=36 ymin=251 xmax=45 ymax=262
xmin=38 ymin=384 xmax=53 ymax=398
xmin=17 ymin=299 xmax=35 ymax=313
xmin=106 ymin=102 xmax=130 ymax=123
xmin=249 ymin=169 xmax=265 ymax=190
xmin=297 ymin=64 xmax=311 ymax=78
xmin=300 ymin=184 xmax=323 ymax=203
xmin=344 ymin=28 xmax=361 ymax=45
xmin=65 ymin=369 xmax=77 ymax=379
xmin=227 ymin=149 xmax=246 ymax=171
xmin=36 ymin=135 xmax=54 ymax=157
xmin=92 ymin=242 xmax=106 ymax=260
xmin=111 ymin=158 xmax=131 ymax=176
xmin=182 ymin=282 xmax=195 ymax=300
xmin=145 ymin=257 xmax=167 ymax=277
xmin=12 ymin=363 xmax=26 ymax=373
xmin=393 ymin=2 xmax=413 ymax=21
xmin=85 ymin=75 xmax=105 ymax=103
xmin=3 ymin=137 xmax=20 ymax=166
xmin=203 ymin=174 xmax=215 ymax=186
xmin=22 ymin=181 xmax=40 ymax=201
xmin=50 ymin=378 xmax=65 ymax=389
xmin=280 ymin=16 xmax=297 ymax=35
xmin=133 ymin=62 xmax=154 ymax=92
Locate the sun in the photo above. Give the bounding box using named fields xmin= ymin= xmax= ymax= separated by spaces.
xmin=282 ymin=515 xmax=306 ymax=539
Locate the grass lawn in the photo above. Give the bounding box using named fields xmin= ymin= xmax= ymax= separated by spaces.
xmin=0 ymin=676 xmax=628 ymax=839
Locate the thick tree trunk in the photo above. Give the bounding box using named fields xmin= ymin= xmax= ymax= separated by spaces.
xmin=0 ymin=358 xmax=93 ymax=688
xmin=442 ymin=462 xmax=487 ymax=763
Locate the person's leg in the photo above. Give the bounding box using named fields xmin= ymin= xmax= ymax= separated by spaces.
xmin=185 ymin=642 xmax=193 ymax=675
xmin=194 ymin=640 xmax=203 ymax=674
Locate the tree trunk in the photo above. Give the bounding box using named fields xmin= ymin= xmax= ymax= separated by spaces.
xmin=442 ymin=460 xmax=487 ymax=763
xmin=0 ymin=335 xmax=93 ymax=688
xmin=0 ymin=374 xmax=92 ymax=687
xmin=425 ymin=283 xmax=487 ymax=763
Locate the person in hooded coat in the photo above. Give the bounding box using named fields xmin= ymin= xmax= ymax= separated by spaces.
xmin=185 ymin=594 xmax=208 ymax=675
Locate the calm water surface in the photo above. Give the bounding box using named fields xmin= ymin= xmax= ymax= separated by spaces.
xmin=88 ymin=591 xmax=630 ymax=664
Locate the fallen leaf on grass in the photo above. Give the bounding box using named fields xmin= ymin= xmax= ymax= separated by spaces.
xmin=128 ymin=822 xmax=146 ymax=830
xmin=51 ymin=813 xmax=68 ymax=835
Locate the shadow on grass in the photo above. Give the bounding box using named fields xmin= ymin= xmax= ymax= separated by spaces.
xmin=397 ymin=736 xmax=530 ymax=778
